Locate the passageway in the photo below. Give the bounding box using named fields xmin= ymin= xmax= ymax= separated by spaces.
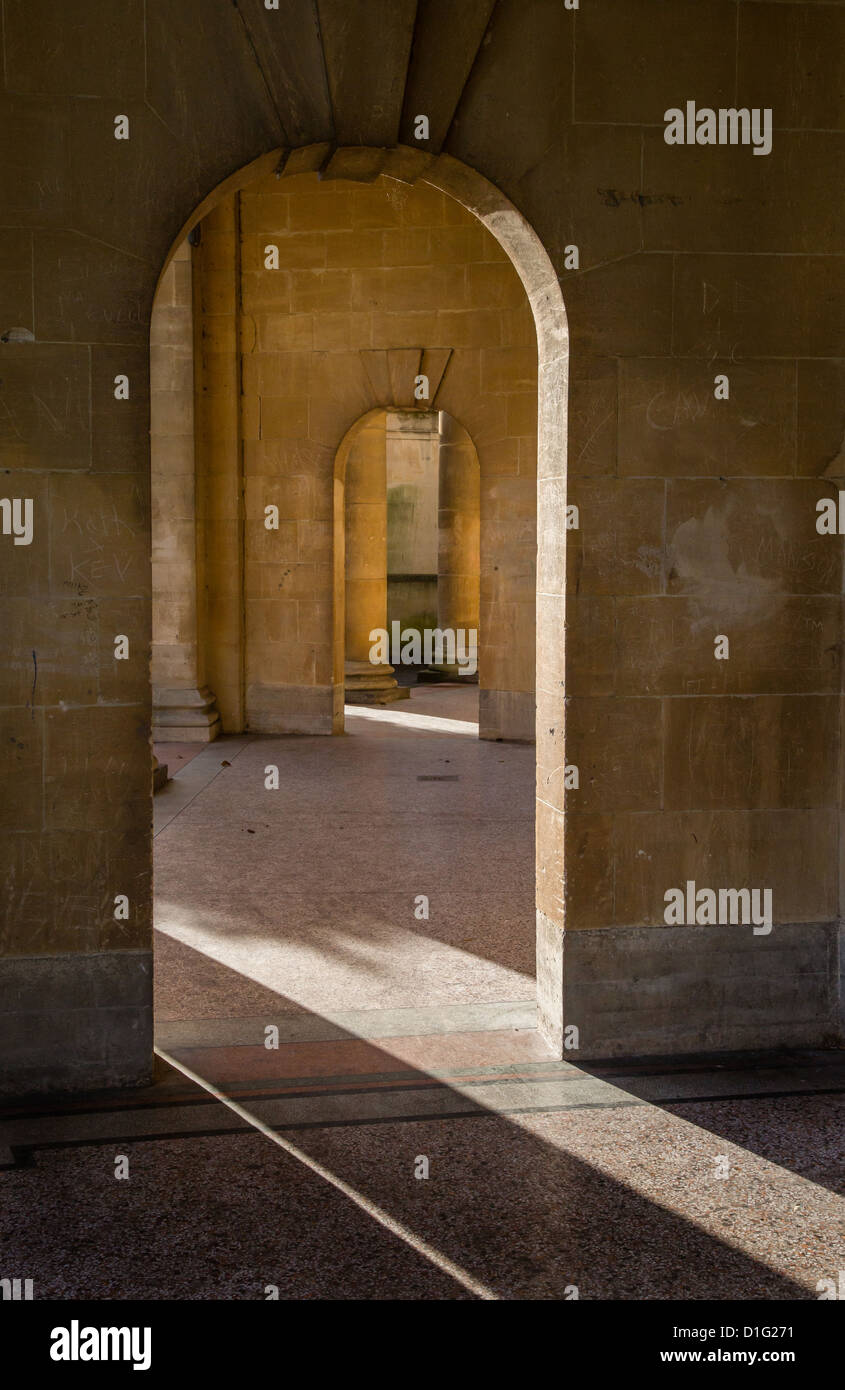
xmin=154 ymin=684 xmax=535 ymax=1029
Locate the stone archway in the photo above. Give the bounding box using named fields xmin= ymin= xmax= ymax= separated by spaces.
xmin=333 ymin=406 xmax=481 ymax=713
xmin=179 ymin=156 xmax=550 ymax=746
xmin=156 ymin=144 xmax=569 ymax=1056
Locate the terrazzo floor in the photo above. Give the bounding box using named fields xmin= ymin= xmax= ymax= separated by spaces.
xmin=3 ymin=1056 xmax=843 ymax=1300
xmin=3 ymin=685 xmax=843 ymax=1300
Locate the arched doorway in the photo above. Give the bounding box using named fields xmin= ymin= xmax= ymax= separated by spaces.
xmin=335 ymin=407 xmax=481 ymax=713
xmin=150 ymin=144 xmax=568 ymax=1057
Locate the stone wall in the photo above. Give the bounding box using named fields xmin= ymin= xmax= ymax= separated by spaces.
xmin=0 ymin=0 xmax=842 ymax=1092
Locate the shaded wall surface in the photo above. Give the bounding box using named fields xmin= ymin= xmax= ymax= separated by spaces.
xmin=0 ymin=0 xmax=843 ymax=1093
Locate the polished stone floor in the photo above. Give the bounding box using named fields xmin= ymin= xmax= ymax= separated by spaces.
xmin=2 ymin=685 xmax=843 ymax=1300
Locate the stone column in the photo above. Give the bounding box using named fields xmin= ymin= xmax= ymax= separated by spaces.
xmin=344 ymin=415 xmax=407 ymax=703
xmin=421 ymin=411 xmax=480 ymax=679
xmin=151 ymin=239 xmax=221 ymax=741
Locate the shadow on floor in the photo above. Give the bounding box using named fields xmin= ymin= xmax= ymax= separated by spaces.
xmin=4 ymin=946 xmax=836 ymax=1300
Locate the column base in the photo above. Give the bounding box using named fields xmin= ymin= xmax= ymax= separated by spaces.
xmin=536 ymin=910 xmax=843 ymax=1062
xmin=479 ymin=688 xmax=534 ymax=741
xmin=344 ymin=660 xmax=410 ymax=705
xmin=0 ymin=951 xmax=153 ymax=1098
xmin=247 ymin=683 xmax=335 ymax=734
xmin=153 ymin=685 xmax=222 ymax=742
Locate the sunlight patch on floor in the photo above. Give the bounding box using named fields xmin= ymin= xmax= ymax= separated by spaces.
xmin=344 ymin=704 xmax=479 ymax=736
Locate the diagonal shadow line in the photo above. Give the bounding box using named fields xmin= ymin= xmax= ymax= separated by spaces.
xmin=151 ymin=957 xmax=822 ymax=1301
xmin=156 ymin=1041 xmax=496 ymax=1299
xmin=2 ymin=946 xmax=833 ymax=1301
